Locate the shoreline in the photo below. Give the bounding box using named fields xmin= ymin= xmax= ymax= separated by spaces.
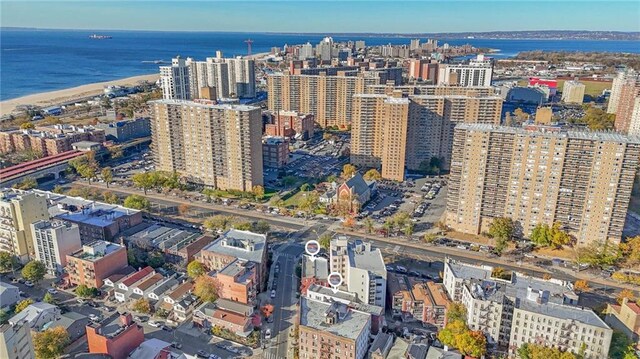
xmin=0 ymin=73 xmax=159 ymax=117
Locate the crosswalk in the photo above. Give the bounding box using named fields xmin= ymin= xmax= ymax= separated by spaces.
xmin=262 ymin=350 xmax=285 ymax=359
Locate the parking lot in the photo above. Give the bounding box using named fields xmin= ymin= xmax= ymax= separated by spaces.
xmin=358 ymin=176 xmax=448 ymax=235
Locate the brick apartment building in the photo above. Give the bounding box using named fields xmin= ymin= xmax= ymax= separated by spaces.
xmin=66 ymin=241 xmax=128 ymax=288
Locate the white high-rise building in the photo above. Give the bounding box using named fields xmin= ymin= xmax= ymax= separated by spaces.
xmin=437 ymin=54 xmax=493 ymax=87
xmin=298 ymin=42 xmax=314 ymax=60
xmin=31 ymin=220 xmax=81 ymax=275
xmin=410 ymin=39 xmax=421 ymax=50
xmin=160 ymin=56 xmax=191 ymax=100
xmin=317 ymin=36 xmax=333 ymax=61
xmin=329 ymin=237 xmax=387 ymax=309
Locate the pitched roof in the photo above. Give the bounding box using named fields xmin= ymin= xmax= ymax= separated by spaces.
xmin=168 ymin=281 xmax=193 ymax=300
xmin=210 ymin=308 xmax=251 ymax=326
xmin=344 ymin=172 xmax=369 ymax=196
xmin=135 ymin=273 xmax=164 ymax=291
xmin=121 ymin=266 xmax=154 ymax=287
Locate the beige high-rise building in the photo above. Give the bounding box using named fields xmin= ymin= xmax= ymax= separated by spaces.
xmin=608 ymin=70 xmax=637 ymax=114
xmin=561 ymin=80 xmax=586 ymax=104
xmin=351 ymin=91 xmax=502 ymax=181
xmin=0 ymin=189 xmax=48 ymax=262
xmin=614 ymin=77 xmax=640 ymax=133
xmin=150 ymin=99 xmax=263 ymax=191
xmin=446 ymin=123 xmax=640 ymax=246
xmin=267 ymin=72 xmax=383 ymax=128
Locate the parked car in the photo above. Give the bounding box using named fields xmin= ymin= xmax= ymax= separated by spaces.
xmin=77 ymin=298 xmax=87 ymax=304
xmin=270 ymin=290 xmax=276 ymax=298
xmin=196 ymin=350 xmax=209 ymax=358
xmin=148 ymin=320 xmax=162 ymax=328
xmin=88 ymin=314 xmax=101 ymax=322
xmin=47 ymin=288 xmax=58 ymax=294
xmin=24 ymin=281 xmax=34 ymax=287
xmin=264 ymin=329 xmax=272 ymax=340
xmin=396 ymin=266 xmax=408 ymax=273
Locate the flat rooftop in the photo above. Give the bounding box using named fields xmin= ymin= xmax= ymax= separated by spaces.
xmin=70 ymin=241 xmax=124 ymax=262
xmin=347 ymin=241 xmax=386 ymax=278
xmin=35 ymin=190 xmax=139 ymax=226
xmin=201 ymin=229 xmax=266 ymax=264
xmin=517 ymin=299 xmax=609 ymax=329
xmin=127 ymin=223 xmax=200 ymax=251
xmin=299 ymin=297 xmax=370 ymax=341
xmin=150 ymin=99 xmax=259 ymax=112
xmin=447 ymin=261 xmax=575 ymax=304
xmin=456 ymin=123 xmax=640 ymax=144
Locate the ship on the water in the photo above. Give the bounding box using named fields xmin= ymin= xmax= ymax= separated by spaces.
xmin=89 ymin=34 xmax=112 ymax=39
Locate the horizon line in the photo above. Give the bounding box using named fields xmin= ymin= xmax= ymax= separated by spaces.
xmin=3 ymin=26 xmax=640 ymax=36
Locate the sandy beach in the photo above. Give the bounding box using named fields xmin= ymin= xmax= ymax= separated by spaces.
xmin=0 ymin=73 xmax=160 ymax=117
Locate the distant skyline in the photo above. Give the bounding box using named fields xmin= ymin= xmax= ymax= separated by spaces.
xmin=1 ymin=1 xmax=639 ymax=33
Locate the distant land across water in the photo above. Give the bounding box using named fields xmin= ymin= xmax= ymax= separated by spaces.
xmin=2 ymin=28 xmax=640 ymax=100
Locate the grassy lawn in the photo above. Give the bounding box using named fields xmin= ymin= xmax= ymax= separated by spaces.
xmin=516 ymin=79 xmax=611 ymax=97
xmin=282 ymin=190 xmax=307 ymax=207
xmin=558 ymin=80 xmax=611 ymax=97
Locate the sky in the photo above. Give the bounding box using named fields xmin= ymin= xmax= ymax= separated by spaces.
xmin=1 ymin=1 xmax=639 ymax=33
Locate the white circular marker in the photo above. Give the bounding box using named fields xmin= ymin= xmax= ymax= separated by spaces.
xmin=328 ymin=272 xmax=343 ymax=288
xmin=305 ymin=240 xmax=320 ymax=257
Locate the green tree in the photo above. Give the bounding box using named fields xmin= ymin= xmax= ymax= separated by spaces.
xmin=608 ymin=331 xmax=634 ymax=359
xmin=517 ymin=343 xmax=577 ymax=359
xmin=15 ymin=298 xmax=35 ymax=313
xmin=457 ymin=330 xmax=487 ymax=358
xmin=193 ymin=275 xmax=220 ymax=302
xmin=147 ymin=252 xmax=165 ymax=268
xmin=446 ymin=302 xmax=467 ymax=322
xmin=576 ymin=239 xmax=621 ymax=268
xmin=341 ymin=164 xmax=357 ymax=179
xmin=21 ymin=261 xmax=46 ymax=283
xmin=101 ymin=167 xmax=113 ymax=188
xmin=620 ymin=235 xmax=640 ymax=267
xmin=33 ymin=326 xmax=70 ymax=359
xmin=13 ymin=177 xmax=38 ymax=190
xmin=495 ymin=236 xmax=508 ymax=254
xmin=20 ymin=122 xmax=35 ymax=130
xmin=76 ymin=284 xmax=98 ymax=298
xmin=203 ymin=215 xmax=234 ymax=232
xmin=0 ymin=310 xmax=9 ymax=325
xmin=132 ymin=298 xmax=152 ymax=314
xmin=43 ymin=292 xmax=57 ymax=305
xmin=70 ymin=151 xmax=99 ymax=184
xmin=252 ymin=185 xmax=265 ymax=200
xmin=187 ymin=260 xmax=207 ymax=278
xmin=530 ymin=223 xmax=552 ymax=247
xmin=437 ymin=319 xmax=468 ymax=348
xmin=363 ymin=169 xmax=382 ymax=181
xmin=550 ymin=222 xmax=572 ymax=248
xmin=0 ymin=252 xmax=19 ymax=272
xmin=363 ymin=217 xmax=374 ymax=234
xmin=403 ymin=221 xmax=415 ymax=237
xmin=52 ymin=185 xmax=65 ymax=194
xmin=488 ymin=217 xmax=515 ymax=241
xmin=423 ymin=233 xmax=438 ymax=244
xmin=319 ymin=233 xmax=332 ymax=250
xmin=132 ymin=172 xmax=155 ymax=195
xmin=102 ymin=191 xmax=119 ymax=204
xmin=232 ymin=221 xmax=252 ymax=231
xmin=123 ymin=194 xmax=150 ymax=210
xmin=252 ymin=220 xmax=271 ymax=234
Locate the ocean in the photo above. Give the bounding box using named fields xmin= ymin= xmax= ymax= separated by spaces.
xmin=1 ymin=29 xmax=639 ymax=101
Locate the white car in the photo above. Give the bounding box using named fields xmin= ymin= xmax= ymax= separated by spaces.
xmin=47 ymin=288 xmax=58 ymax=294
xmin=270 ymin=290 xmax=276 ymax=298
xmin=24 ymin=281 xmax=34 ymax=287
xmin=88 ymin=314 xmax=101 ymax=322
xmin=148 ymin=320 xmax=162 ymax=328
xmin=264 ymin=329 xmax=272 ymax=340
